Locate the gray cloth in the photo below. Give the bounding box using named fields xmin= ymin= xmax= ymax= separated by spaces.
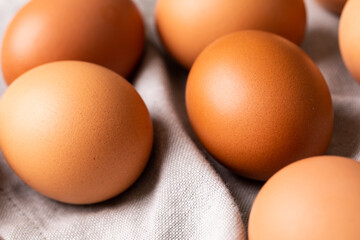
xmin=0 ymin=0 xmax=359 ymax=239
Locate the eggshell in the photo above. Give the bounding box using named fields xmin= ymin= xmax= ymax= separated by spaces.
xmin=248 ymin=156 xmax=360 ymax=240
xmin=315 ymin=0 xmax=347 ymax=14
xmin=0 ymin=61 xmax=153 ymax=204
xmin=156 ymin=0 xmax=306 ymax=69
xmin=186 ymin=31 xmax=334 ymax=181
xmin=339 ymin=0 xmax=360 ymax=84
xmin=1 ymin=0 xmax=144 ymax=85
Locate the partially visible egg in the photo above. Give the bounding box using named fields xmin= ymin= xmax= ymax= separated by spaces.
xmin=249 ymin=156 xmax=360 ymax=240
xmin=156 ymin=0 xmax=306 ymax=69
xmin=1 ymin=0 xmax=144 ymax=85
xmin=315 ymin=0 xmax=347 ymax=14
xmin=339 ymin=0 xmax=360 ymax=84
xmin=0 ymin=61 xmax=153 ymax=204
xmin=186 ymin=31 xmax=334 ymax=181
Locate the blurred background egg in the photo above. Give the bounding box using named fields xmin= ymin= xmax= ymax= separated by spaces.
xmin=249 ymin=156 xmax=360 ymax=240
xmin=315 ymin=0 xmax=347 ymax=14
xmin=339 ymin=0 xmax=360 ymax=84
xmin=1 ymin=0 xmax=144 ymax=85
xmin=186 ymin=31 xmax=334 ymax=181
xmin=0 ymin=61 xmax=153 ymax=204
xmin=156 ymin=0 xmax=306 ymax=69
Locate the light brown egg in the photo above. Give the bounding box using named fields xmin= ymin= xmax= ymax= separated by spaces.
xmin=0 ymin=61 xmax=153 ymax=204
xmin=186 ymin=31 xmax=334 ymax=181
xmin=156 ymin=0 xmax=306 ymax=69
xmin=339 ymin=0 xmax=360 ymax=84
xmin=1 ymin=0 xmax=144 ymax=85
xmin=315 ymin=0 xmax=347 ymax=14
xmin=249 ymin=156 xmax=360 ymax=240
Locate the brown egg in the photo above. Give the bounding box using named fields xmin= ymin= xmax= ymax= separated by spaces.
xmin=339 ymin=0 xmax=360 ymax=84
xmin=186 ymin=31 xmax=334 ymax=181
xmin=156 ymin=0 xmax=306 ymax=69
xmin=315 ymin=0 xmax=347 ymax=14
xmin=249 ymin=156 xmax=360 ymax=240
xmin=0 ymin=61 xmax=153 ymax=204
xmin=1 ymin=0 xmax=144 ymax=85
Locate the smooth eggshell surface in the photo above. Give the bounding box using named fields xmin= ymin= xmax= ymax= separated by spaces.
xmin=186 ymin=31 xmax=334 ymax=181
xmin=0 ymin=61 xmax=153 ymax=204
xmin=156 ymin=0 xmax=306 ymax=69
xmin=249 ymin=156 xmax=360 ymax=240
xmin=315 ymin=0 xmax=347 ymax=14
xmin=1 ymin=0 xmax=144 ymax=85
xmin=339 ymin=0 xmax=360 ymax=84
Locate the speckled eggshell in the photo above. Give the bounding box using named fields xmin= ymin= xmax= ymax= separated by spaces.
xmin=315 ymin=0 xmax=347 ymax=14
xmin=0 ymin=61 xmax=153 ymax=205
xmin=156 ymin=0 xmax=306 ymax=69
xmin=339 ymin=0 xmax=360 ymax=84
xmin=1 ymin=0 xmax=145 ymax=85
xmin=249 ymin=156 xmax=360 ymax=240
xmin=186 ymin=31 xmax=334 ymax=181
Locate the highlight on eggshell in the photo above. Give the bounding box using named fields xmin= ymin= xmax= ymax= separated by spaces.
xmin=315 ymin=0 xmax=347 ymax=14
xmin=248 ymin=156 xmax=360 ymax=240
xmin=1 ymin=0 xmax=145 ymax=85
xmin=156 ymin=0 xmax=306 ymax=69
xmin=339 ymin=0 xmax=360 ymax=85
xmin=186 ymin=30 xmax=334 ymax=181
xmin=0 ymin=61 xmax=154 ymax=205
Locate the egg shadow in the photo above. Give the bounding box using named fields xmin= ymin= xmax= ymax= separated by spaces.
xmin=126 ymin=44 xmax=149 ymax=84
xmin=326 ymin=103 xmax=360 ymax=158
xmin=0 ymin=156 xmax=4 ymax=189
xmin=230 ymin=176 xmax=262 ymax=235
xmin=0 ymin=151 xmax=11 ymax=192
xmin=200 ymin=149 xmax=263 ymax=236
xmin=0 ymin=152 xmax=10 ymax=221
xmin=302 ymin=26 xmax=339 ymax=63
xmin=0 ymin=167 xmax=3 ymax=200
xmin=163 ymin=57 xmax=189 ymax=118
